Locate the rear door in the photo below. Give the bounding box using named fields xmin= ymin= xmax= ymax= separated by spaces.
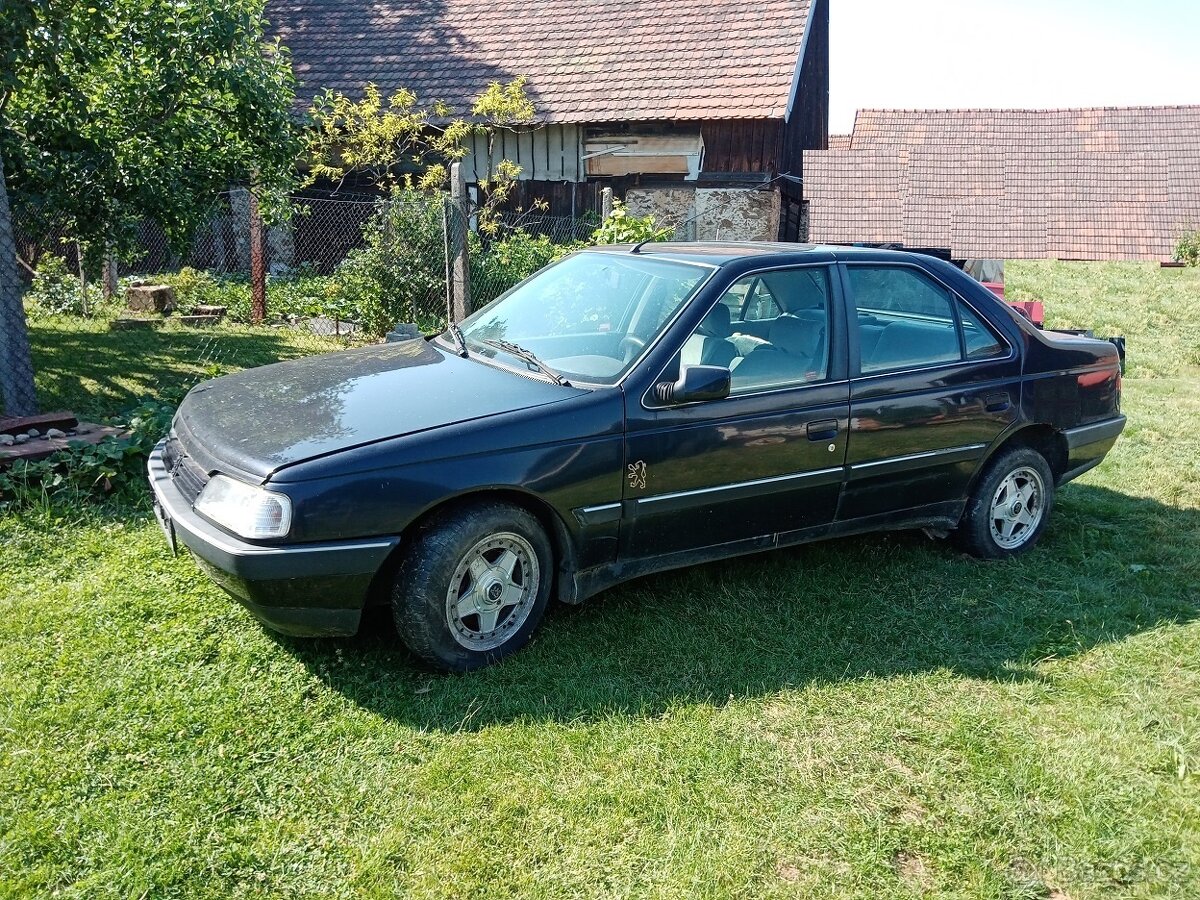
xmin=621 ymin=265 xmax=850 ymax=558
xmin=838 ymin=262 xmax=1021 ymax=522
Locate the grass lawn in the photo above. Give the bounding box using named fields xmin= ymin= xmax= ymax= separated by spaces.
xmin=26 ymin=315 xmax=356 ymax=419
xmin=2 ymin=262 xmax=1198 ymax=899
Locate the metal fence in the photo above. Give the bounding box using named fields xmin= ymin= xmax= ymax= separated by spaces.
xmin=3 ymin=189 xmax=601 ymax=419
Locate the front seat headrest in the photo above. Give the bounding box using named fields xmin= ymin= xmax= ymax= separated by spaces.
xmin=696 ymin=302 xmax=732 ymax=339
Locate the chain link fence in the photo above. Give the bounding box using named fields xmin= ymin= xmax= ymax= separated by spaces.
xmin=5 ymin=179 xmax=792 ymax=419
xmin=3 ymin=189 xmax=605 ymax=419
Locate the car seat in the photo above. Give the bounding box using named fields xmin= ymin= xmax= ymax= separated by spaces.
xmin=681 ymin=303 xmax=738 ymax=369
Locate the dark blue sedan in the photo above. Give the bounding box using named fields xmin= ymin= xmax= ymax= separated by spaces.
xmin=149 ymin=244 xmax=1126 ymax=671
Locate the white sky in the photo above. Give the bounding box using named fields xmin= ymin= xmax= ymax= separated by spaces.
xmin=829 ymin=0 xmax=1200 ymax=132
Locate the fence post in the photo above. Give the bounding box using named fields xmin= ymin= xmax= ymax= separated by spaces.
xmin=249 ymin=189 xmax=266 ymax=324
xmin=102 ymin=246 xmax=119 ymax=302
xmin=601 ymin=186 xmax=613 ymax=222
xmin=448 ymin=162 xmax=471 ymax=323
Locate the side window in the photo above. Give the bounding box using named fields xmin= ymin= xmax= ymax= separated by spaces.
xmin=742 ymin=280 xmax=783 ymax=322
xmin=674 ymin=267 xmax=832 ymax=396
xmin=958 ymin=300 xmax=1007 ymax=360
xmin=849 ymin=266 xmax=960 ymax=374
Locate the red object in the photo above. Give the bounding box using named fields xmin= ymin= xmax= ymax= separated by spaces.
xmin=1006 ymin=300 xmax=1045 ymax=326
xmin=982 ymin=281 xmax=1005 ymax=299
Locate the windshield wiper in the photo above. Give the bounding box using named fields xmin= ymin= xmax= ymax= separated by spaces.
xmin=446 ymin=322 xmax=469 ymax=358
xmin=481 ymin=339 xmax=572 ymax=386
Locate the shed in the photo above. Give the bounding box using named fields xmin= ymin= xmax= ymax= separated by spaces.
xmin=267 ymin=0 xmax=830 ymax=240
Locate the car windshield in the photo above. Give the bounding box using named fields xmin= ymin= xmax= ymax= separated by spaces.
xmin=456 ymin=252 xmax=710 ymax=385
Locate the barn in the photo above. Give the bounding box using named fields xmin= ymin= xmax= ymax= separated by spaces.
xmin=806 ymin=106 xmax=1200 ymax=261
xmin=267 ymin=0 xmax=830 ymax=241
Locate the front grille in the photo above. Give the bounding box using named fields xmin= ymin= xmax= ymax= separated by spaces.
xmin=162 ymin=433 xmax=211 ymax=505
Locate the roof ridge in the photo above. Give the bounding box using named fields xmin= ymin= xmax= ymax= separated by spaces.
xmin=852 ymin=103 xmax=1200 ymax=117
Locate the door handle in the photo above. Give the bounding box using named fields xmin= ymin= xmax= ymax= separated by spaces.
xmin=984 ymin=392 xmax=1011 ymax=413
xmin=807 ymin=419 xmax=840 ymax=441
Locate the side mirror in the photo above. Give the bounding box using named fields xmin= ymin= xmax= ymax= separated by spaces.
xmin=654 ymin=365 xmax=731 ymax=405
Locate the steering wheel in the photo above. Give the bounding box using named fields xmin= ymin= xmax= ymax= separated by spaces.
xmin=619 ymin=335 xmax=647 ymax=362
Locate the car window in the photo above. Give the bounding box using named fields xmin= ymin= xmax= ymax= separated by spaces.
xmin=849 ymin=266 xmax=961 ymax=374
xmin=673 ymin=267 xmax=832 ymax=396
xmin=460 ymin=253 xmax=707 ymax=385
xmin=958 ymin=299 xmax=1007 ymax=360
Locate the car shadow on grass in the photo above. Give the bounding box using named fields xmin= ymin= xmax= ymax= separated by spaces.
xmin=275 ymin=483 xmax=1199 ymax=731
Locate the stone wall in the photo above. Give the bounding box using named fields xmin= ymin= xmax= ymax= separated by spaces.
xmin=626 ymin=187 xmax=781 ymax=242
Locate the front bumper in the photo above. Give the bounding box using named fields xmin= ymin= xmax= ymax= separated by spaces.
xmin=147 ymin=440 xmax=400 ymax=636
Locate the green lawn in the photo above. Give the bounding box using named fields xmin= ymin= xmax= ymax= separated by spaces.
xmin=26 ymin=315 xmax=355 ymax=419
xmin=2 ymin=262 xmax=1198 ymax=899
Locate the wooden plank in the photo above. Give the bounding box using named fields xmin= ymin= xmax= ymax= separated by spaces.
xmin=518 ymin=128 xmax=535 ymax=177
xmin=0 ymin=412 xmax=80 ymax=435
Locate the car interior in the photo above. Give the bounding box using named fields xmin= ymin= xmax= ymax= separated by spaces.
xmin=667 ymin=268 xmax=832 ymax=395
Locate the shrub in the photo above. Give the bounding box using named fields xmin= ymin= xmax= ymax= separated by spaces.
xmin=266 ymin=266 xmax=355 ymax=322
xmin=590 ymin=199 xmax=674 ymax=245
xmin=25 ymin=254 xmax=104 ymax=317
xmin=1175 ymin=228 xmax=1200 ymax=267
xmin=327 ymin=188 xmax=449 ymax=336
xmin=470 ymin=229 xmax=582 ymax=305
xmin=154 ymin=268 xmax=253 ymax=320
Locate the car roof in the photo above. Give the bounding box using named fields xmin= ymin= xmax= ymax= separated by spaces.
xmin=582 ymin=242 xmax=936 ymax=267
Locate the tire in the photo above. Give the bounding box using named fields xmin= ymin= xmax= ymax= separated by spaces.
xmin=953 ymin=447 xmax=1055 ymax=559
xmin=392 ymin=501 xmax=553 ymax=672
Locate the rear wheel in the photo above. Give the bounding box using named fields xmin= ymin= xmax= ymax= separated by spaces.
xmin=954 ymin=447 xmax=1055 ymax=559
xmin=393 ymin=502 xmax=552 ymax=672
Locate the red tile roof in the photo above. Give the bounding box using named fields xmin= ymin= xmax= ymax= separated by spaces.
xmin=807 ymin=106 xmax=1200 ymax=260
xmin=267 ymin=0 xmax=814 ymax=123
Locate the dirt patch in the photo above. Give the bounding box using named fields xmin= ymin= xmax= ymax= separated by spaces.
xmin=776 ymin=861 xmax=802 ymax=883
xmin=893 ymin=850 xmax=934 ymax=892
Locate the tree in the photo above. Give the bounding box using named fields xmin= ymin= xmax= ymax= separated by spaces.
xmin=0 ymin=0 xmax=301 ymax=414
xmin=306 ymin=77 xmax=536 ymax=232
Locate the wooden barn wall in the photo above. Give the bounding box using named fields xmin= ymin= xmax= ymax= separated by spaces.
xmin=699 ymin=120 xmax=786 ymax=174
xmin=496 ymin=180 xmax=606 ymax=218
xmin=464 ymin=124 xmax=582 ymax=182
xmin=781 ymin=0 xmax=830 ymax=177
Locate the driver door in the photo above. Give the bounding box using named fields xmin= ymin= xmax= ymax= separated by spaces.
xmin=621 ymin=265 xmax=850 ymax=558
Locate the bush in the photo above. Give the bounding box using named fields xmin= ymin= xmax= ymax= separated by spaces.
xmin=0 ymin=399 xmax=177 ymax=509
xmin=470 ymin=229 xmax=582 ymax=305
xmin=590 ymin=199 xmax=674 ymax=245
xmin=25 ymin=254 xmax=104 ymax=317
xmin=329 ymin=188 xmax=449 ymax=336
xmin=1175 ymin=229 xmax=1200 ymax=267
xmin=154 ymin=267 xmax=244 ymax=316
xmin=267 ymin=267 xmax=355 ymax=322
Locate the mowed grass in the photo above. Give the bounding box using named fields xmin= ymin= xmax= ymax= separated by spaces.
xmin=2 ymin=263 xmax=1199 ymax=899
xmin=26 ymin=315 xmax=354 ymax=419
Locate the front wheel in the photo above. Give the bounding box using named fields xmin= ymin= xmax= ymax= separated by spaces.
xmin=393 ymin=502 xmax=553 ymax=672
xmin=954 ymin=447 xmax=1055 ymax=559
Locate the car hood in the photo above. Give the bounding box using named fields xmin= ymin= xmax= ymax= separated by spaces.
xmin=174 ymin=339 xmax=586 ymax=480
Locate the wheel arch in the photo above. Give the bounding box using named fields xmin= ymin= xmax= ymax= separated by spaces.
xmin=973 ymin=423 xmax=1069 ymax=493
xmin=362 ymin=488 xmax=579 ymax=611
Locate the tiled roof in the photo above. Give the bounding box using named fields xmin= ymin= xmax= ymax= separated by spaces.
xmin=267 ymin=0 xmax=813 ymax=123
xmin=807 ymin=106 xmax=1200 ymax=260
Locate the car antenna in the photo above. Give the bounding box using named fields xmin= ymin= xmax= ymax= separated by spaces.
xmin=630 ymin=238 xmax=653 ymax=254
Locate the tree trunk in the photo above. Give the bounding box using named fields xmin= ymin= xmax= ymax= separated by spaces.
xmin=0 ymin=151 xmax=38 ymax=417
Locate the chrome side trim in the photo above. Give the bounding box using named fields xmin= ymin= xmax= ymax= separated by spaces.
xmin=635 ymin=466 xmax=844 ymax=515
xmin=848 ymin=443 xmax=987 ymax=478
xmin=572 ymin=502 xmax=623 ymax=527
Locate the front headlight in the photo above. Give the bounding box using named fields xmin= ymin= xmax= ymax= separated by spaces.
xmin=194 ymin=475 xmax=293 ymax=539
